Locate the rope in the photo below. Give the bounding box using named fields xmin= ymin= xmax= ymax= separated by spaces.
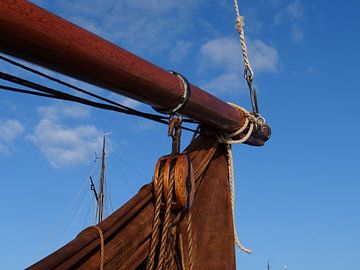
xmin=157 ymin=173 xmax=175 ymax=270
xmin=217 ymin=102 xmax=256 ymax=145
xmin=179 ymin=232 xmax=187 ymax=270
xmin=217 ymin=103 xmax=257 ymax=254
xmin=233 ymin=0 xmax=266 ymax=117
xmin=233 ymin=0 xmax=253 ymax=80
xmin=166 ymin=226 xmax=178 ymax=270
xmin=226 ymin=144 xmax=252 ymax=255
xmin=88 ymin=225 xmax=105 ymax=270
xmin=146 ymin=168 xmax=165 ymax=270
xmin=0 ymin=71 xmax=199 ymax=134
xmin=186 ymin=212 xmax=194 ymax=270
xmin=177 ymin=213 xmax=194 ymax=270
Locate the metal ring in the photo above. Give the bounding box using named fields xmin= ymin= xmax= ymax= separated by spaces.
xmin=152 ymin=70 xmax=191 ymax=115
xmin=244 ymin=66 xmax=254 ymax=81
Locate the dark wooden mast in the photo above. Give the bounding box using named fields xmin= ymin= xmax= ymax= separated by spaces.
xmin=0 ymin=0 xmax=270 ymax=146
xmin=97 ymin=135 xmax=106 ymax=224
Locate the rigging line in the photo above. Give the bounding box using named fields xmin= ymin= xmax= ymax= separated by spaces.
xmin=104 ymin=177 xmax=113 ymax=216
xmin=111 ymin=151 xmax=148 ymax=179
xmin=0 ymin=54 xmax=144 ymax=113
xmin=104 ymin=178 xmax=112 ymax=215
xmin=0 ymin=88 xmax=199 ymax=136
xmin=0 ymin=85 xmax=58 ymax=98
xmin=0 ymin=73 xmax=200 ymax=133
xmin=37 ymin=163 xmax=97 ymax=254
xmin=0 ymin=70 xmax=166 ymax=122
xmin=58 ymin=188 xmax=91 ymax=246
xmin=108 ymin=154 xmax=136 ymax=193
xmin=0 ymin=84 xmax=198 ymax=134
xmin=0 ymin=54 xmax=198 ymax=124
xmin=83 ymin=197 xmax=92 ymax=228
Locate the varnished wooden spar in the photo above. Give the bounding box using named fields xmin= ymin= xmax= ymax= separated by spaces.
xmin=0 ymin=0 xmax=270 ymax=145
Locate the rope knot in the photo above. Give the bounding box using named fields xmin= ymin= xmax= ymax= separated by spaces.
xmin=217 ymin=102 xmax=256 ymax=145
xmin=235 ymin=16 xmax=245 ymax=33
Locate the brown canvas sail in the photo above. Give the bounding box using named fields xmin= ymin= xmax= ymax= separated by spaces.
xmin=28 ymin=135 xmax=236 ymax=269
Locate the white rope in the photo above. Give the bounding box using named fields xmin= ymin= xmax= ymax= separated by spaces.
xmin=229 ymin=1 xmax=263 ymax=254
xmin=218 ymin=103 xmax=255 ymax=254
xmin=233 ymin=0 xmax=254 ymax=80
xmin=226 ymin=144 xmax=252 ymax=254
xmin=217 ymin=102 xmax=256 ymax=145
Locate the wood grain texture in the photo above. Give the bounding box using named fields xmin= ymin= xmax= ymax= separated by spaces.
xmin=0 ymin=0 xmax=271 ymax=144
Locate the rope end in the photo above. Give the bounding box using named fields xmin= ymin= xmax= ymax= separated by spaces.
xmin=237 ymin=243 xmax=253 ymax=255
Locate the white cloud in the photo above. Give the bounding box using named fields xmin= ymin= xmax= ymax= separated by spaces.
xmin=274 ymin=0 xmax=304 ymax=43
xmin=0 ymin=119 xmax=24 ymax=154
xmin=200 ymin=37 xmax=242 ymax=72
xmin=0 ymin=119 xmax=24 ymax=142
xmin=274 ymin=0 xmax=302 ymax=24
xmin=28 ymin=104 xmax=104 ymax=167
xmin=106 ymin=93 xmax=142 ymax=109
xmin=170 ymin=40 xmax=193 ymax=63
xmin=131 ymin=120 xmax=157 ymax=132
xmin=121 ymin=98 xmax=142 ymax=109
xmin=200 ymin=37 xmax=278 ymax=74
xmin=287 ymin=0 xmax=303 ymax=19
xmin=247 ymin=39 xmax=279 ymax=73
xmin=34 ymin=0 xmax=205 ymax=56
xmin=199 ymin=37 xmax=278 ymax=94
xmin=38 ymin=103 xmax=91 ymax=120
xmin=291 ymin=25 xmax=304 ymax=43
xmin=202 ymin=73 xmax=243 ymax=94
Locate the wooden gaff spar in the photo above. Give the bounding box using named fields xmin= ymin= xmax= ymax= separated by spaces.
xmin=0 ymin=1 xmax=272 ymax=269
xmin=0 ymin=0 xmax=270 ymax=145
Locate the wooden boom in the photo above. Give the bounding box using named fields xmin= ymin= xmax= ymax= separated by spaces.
xmin=0 ymin=0 xmax=270 ymax=145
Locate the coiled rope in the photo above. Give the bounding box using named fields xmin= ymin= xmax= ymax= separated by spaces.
xmin=147 ymin=162 xmax=194 ymax=270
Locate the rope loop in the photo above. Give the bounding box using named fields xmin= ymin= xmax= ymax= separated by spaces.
xmin=217 ymin=103 xmax=257 ymax=145
xmin=244 ymin=66 xmax=254 ymax=82
xmin=152 ymin=70 xmax=191 ymax=115
xmin=86 ymin=225 xmax=105 ymax=270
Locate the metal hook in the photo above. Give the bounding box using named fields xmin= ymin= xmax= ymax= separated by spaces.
xmin=245 ymin=76 xmax=259 ymax=116
xmin=168 ymin=114 xmax=183 ymax=155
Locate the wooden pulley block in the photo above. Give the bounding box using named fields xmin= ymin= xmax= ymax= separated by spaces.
xmin=153 ymin=154 xmax=195 ymax=211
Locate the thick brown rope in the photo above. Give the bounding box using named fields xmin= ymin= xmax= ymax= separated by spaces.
xmin=146 ymin=168 xmax=165 ymax=270
xmin=186 ymin=212 xmax=194 ymax=270
xmin=88 ymin=225 xmax=105 ymax=270
xmin=166 ymin=226 xmax=178 ymax=269
xmin=148 ymin=159 xmax=196 ymax=270
xmin=157 ymin=172 xmax=175 ymax=270
xmin=179 ymin=232 xmax=187 ymax=270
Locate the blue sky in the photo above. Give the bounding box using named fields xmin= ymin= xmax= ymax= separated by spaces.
xmin=0 ymin=0 xmax=359 ymax=269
